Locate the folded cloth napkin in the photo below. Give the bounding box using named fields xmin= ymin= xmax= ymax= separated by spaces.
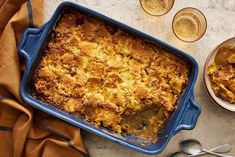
xmin=0 ymin=0 xmax=89 ymax=157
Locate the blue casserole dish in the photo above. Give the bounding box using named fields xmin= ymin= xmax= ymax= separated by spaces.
xmin=18 ymin=2 xmax=201 ymax=154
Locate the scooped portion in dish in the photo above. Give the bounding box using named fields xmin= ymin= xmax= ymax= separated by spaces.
xmin=33 ymin=12 xmax=189 ymax=142
xmin=207 ymin=45 xmax=235 ymax=104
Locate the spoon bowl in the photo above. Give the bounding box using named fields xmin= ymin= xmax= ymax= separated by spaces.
xmin=180 ymin=139 xmax=202 ymax=155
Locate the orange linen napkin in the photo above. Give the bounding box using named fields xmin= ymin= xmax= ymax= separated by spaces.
xmin=0 ymin=0 xmax=89 ymax=157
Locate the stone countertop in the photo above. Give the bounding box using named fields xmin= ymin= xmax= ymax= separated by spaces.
xmin=44 ymin=0 xmax=235 ymax=156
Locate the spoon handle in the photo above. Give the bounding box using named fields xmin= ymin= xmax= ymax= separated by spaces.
xmin=189 ymin=144 xmax=231 ymax=157
xmin=209 ymin=144 xmax=231 ymax=153
xmin=203 ymin=149 xmax=234 ymax=157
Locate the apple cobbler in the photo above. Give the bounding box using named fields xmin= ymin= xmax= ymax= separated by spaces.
xmin=207 ymin=45 xmax=235 ymax=103
xmin=33 ymin=12 xmax=189 ymax=142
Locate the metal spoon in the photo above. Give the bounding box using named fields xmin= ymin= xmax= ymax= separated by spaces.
xmin=190 ymin=144 xmax=231 ymax=157
xmin=169 ymin=144 xmax=231 ymax=157
xmin=180 ymin=139 xmax=234 ymax=157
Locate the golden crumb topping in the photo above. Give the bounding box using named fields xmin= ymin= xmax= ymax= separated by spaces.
xmin=208 ymin=45 xmax=235 ymax=103
xmin=33 ymin=12 xmax=189 ymax=141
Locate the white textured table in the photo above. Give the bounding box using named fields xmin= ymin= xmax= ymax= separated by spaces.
xmin=45 ymin=1 xmax=235 ymax=156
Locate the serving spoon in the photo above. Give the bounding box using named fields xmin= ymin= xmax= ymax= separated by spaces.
xmin=169 ymin=141 xmax=232 ymax=157
xmin=180 ymin=139 xmax=234 ymax=157
xmin=189 ymin=144 xmax=231 ymax=157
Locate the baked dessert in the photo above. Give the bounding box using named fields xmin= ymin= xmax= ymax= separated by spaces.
xmin=207 ymin=45 xmax=235 ymax=103
xmin=33 ymin=12 xmax=189 ymax=142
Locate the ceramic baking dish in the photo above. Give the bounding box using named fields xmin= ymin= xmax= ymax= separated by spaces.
xmin=18 ymin=2 xmax=201 ymax=154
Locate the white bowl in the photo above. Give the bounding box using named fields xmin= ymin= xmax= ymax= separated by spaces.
xmin=204 ymin=37 xmax=235 ymax=112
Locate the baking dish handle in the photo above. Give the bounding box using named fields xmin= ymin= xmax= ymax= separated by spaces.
xmin=18 ymin=23 xmax=48 ymax=69
xmin=173 ymin=95 xmax=201 ymax=135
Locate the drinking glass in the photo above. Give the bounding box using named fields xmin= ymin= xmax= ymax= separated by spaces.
xmin=140 ymin=0 xmax=174 ymax=16
xmin=172 ymin=7 xmax=207 ymax=42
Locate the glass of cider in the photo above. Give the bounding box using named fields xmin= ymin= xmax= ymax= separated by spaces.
xmin=172 ymin=7 xmax=207 ymax=42
xmin=140 ymin=0 xmax=174 ymax=16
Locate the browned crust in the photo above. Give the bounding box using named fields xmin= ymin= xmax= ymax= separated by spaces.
xmin=33 ymin=12 xmax=189 ymax=140
xmin=207 ymin=46 xmax=235 ymax=104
